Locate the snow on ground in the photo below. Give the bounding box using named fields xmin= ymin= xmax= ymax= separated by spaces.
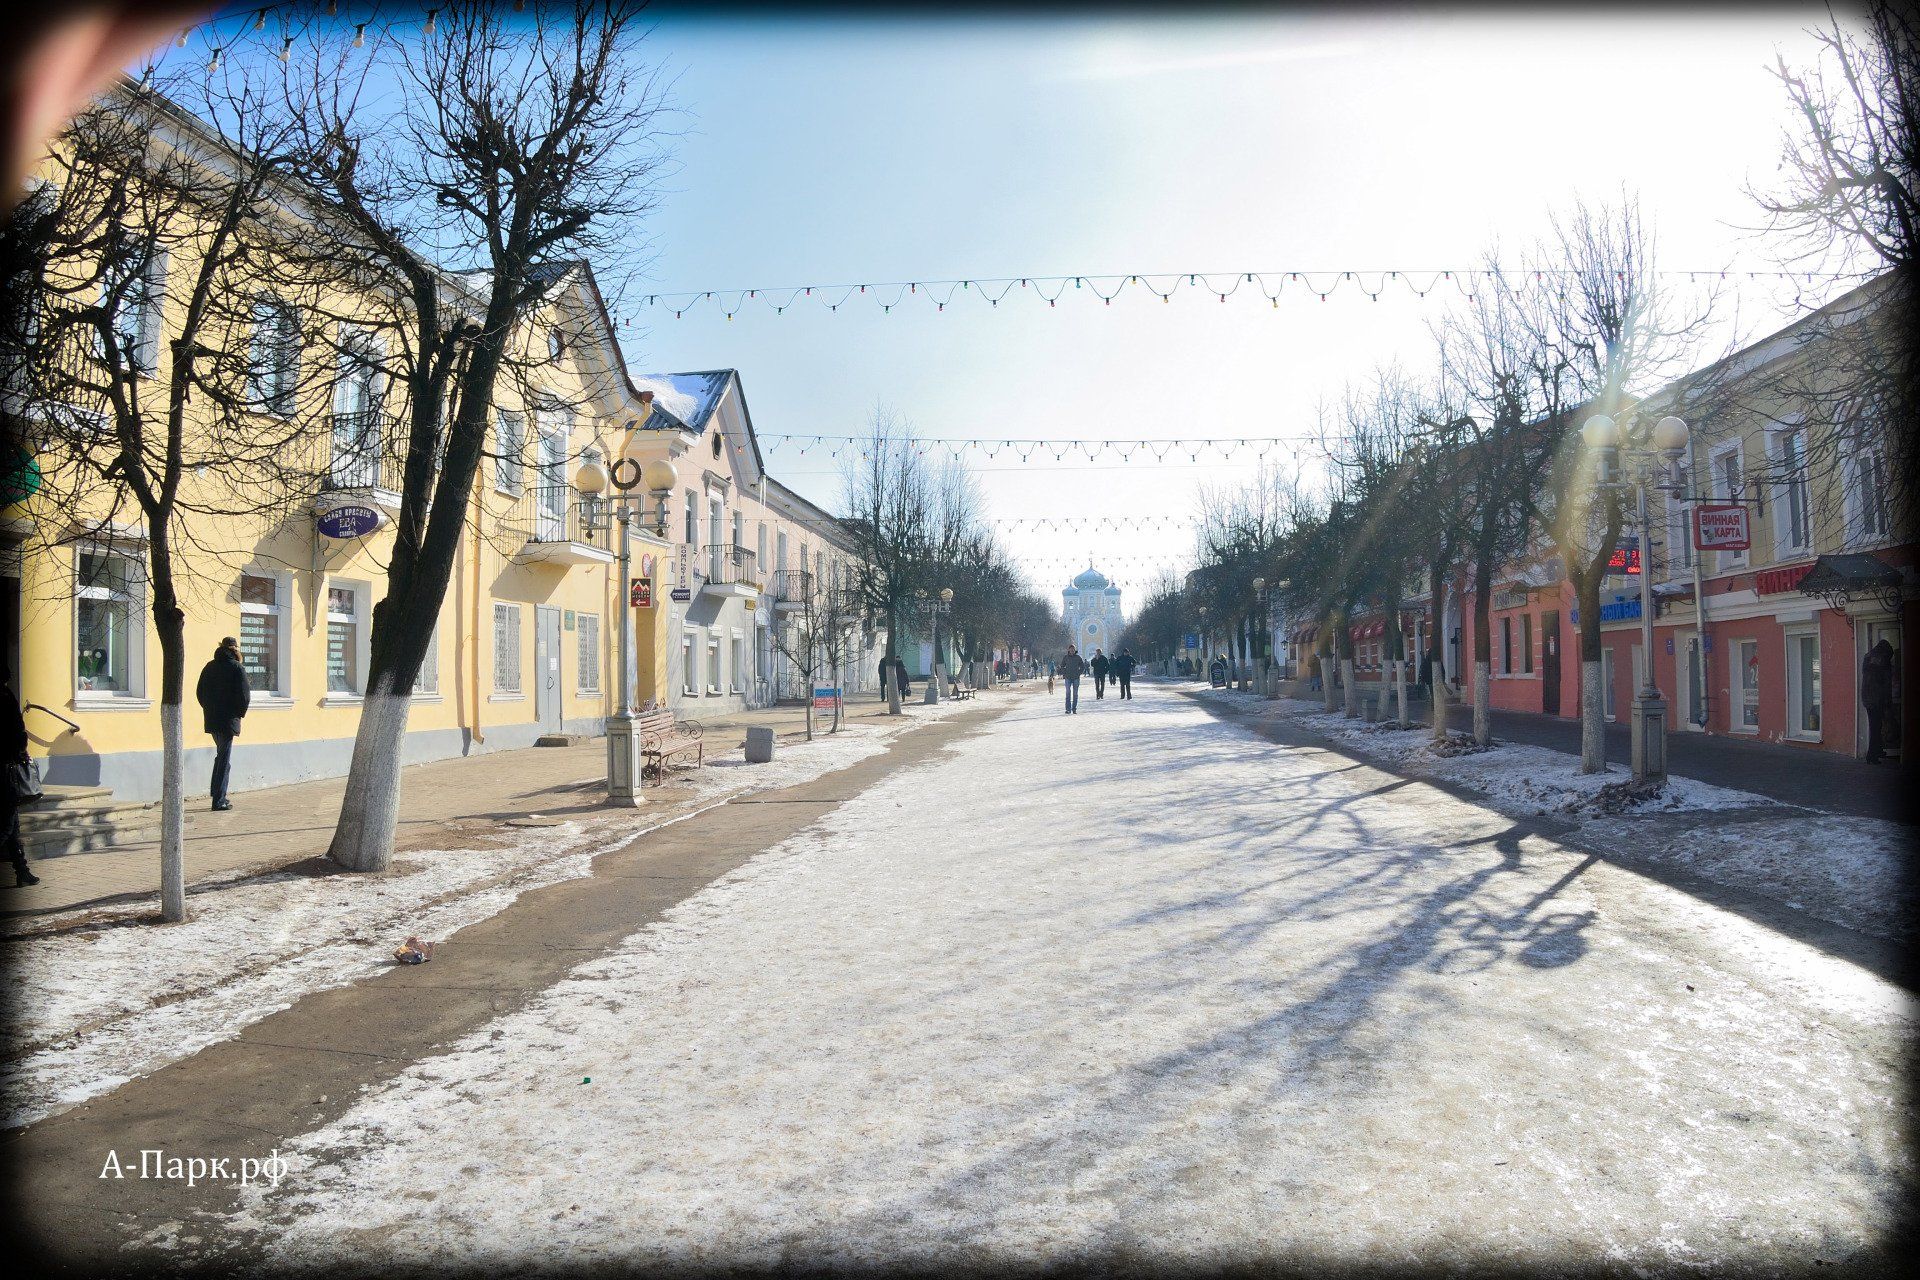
xmin=1193 ymin=686 xmax=1772 ymax=818
xmin=187 ymin=682 xmax=1912 ymax=1273
xmin=0 ymin=703 xmax=966 ymax=1132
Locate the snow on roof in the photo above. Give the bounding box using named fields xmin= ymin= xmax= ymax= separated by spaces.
xmin=631 ymin=371 xmax=731 ymax=431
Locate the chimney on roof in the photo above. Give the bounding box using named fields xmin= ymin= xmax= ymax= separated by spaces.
xmin=639 ymin=390 xmax=654 ymax=404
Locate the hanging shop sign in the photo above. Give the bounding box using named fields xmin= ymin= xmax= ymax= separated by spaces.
xmin=315 ymin=502 xmax=383 ymax=540
xmin=672 ymin=542 xmax=692 ymax=588
xmin=1692 ymin=504 xmax=1751 ymax=551
xmin=669 ymin=586 xmax=692 ymax=603
xmin=630 ymin=579 xmax=652 ymax=608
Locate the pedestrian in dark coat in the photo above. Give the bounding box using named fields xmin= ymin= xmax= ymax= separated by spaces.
xmin=1090 ymin=649 xmax=1110 ymax=698
xmin=894 ymin=657 xmax=912 ymax=698
xmin=1115 ymin=648 xmax=1137 ymax=700
xmin=1861 ymin=637 xmax=1896 ymax=764
xmin=1058 ymin=646 xmax=1087 ymax=714
xmin=195 ymin=638 xmax=250 ymax=811
xmin=3 ymin=676 xmax=36 ymax=886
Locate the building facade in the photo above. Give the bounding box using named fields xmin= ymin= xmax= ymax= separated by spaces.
xmin=1062 ymin=564 xmax=1122 ymax=654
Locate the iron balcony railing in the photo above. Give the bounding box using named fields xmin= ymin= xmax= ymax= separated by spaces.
xmin=321 ymin=409 xmax=409 ymax=494
xmin=702 ymin=542 xmax=759 ymax=588
xmin=501 ymin=484 xmax=613 ymax=553
xmin=768 ymin=568 xmax=814 ymax=604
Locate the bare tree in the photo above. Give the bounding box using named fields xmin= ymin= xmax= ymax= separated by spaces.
xmin=274 ymin=3 xmax=671 ymax=871
xmin=5 ymin=69 xmax=336 ymax=920
xmin=841 ymin=408 xmax=932 ymax=714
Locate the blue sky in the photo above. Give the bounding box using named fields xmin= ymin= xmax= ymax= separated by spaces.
xmin=162 ymin=6 xmax=1851 ymax=605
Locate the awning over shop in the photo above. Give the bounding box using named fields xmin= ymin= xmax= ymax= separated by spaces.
xmin=1797 ymin=554 xmax=1904 ymax=613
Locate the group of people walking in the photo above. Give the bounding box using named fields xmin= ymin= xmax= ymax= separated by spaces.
xmin=1054 ymin=646 xmax=1136 ymax=714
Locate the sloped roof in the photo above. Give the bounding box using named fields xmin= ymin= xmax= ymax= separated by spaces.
xmin=631 ymin=370 xmax=731 ymax=431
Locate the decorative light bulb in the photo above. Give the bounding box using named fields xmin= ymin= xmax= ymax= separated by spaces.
xmin=423 ymin=9 xmax=437 ymax=35
xmin=353 ymin=23 xmax=365 ymax=47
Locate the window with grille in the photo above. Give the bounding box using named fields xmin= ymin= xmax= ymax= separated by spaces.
xmin=326 ymin=585 xmax=361 ymax=694
xmin=416 ymin=621 xmax=440 ymax=695
xmin=576 ymin=614 xmax=601 ymax=692
xmin=238 ymin=573 xmax=285 ymax=694
xmin=493 ymin=603 xmax=522 ymax=693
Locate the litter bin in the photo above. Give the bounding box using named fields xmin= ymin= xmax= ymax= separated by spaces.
xmin=745 ymin=726 xmax=775 ymax=764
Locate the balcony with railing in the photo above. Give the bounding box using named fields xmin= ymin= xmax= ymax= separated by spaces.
xmin=700 ymin=543 xmax=759 ymax=597
xmin=768 ymin=568 xmax=814 ymax=612
xmin=504 ymin=484 xmax=614 ymax=566
xmin=320 ymin=409 xmax=408 ymax=507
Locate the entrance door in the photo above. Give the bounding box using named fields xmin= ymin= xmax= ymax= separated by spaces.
xmin=1541 ymin=611 xmax=1561 ymax=716
xmin=1859 ymin=618 xmax=1902 ymax=759
xmin=1 ymin=567 xmax=19 ymax=695
xmin=535 ymin=606 xmax=563 ymax=734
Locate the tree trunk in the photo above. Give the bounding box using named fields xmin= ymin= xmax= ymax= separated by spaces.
xmin=1342 ymin=656 xmax=1358 ymax=718
xmin=1431 ymin=667 xmax=1450 ymax=742
xmin=885 ymin=605 xmax=902 ymax=715
xmin=1581 ymin=659 xmax=1605 ymax=772
xmin=1321 ymin=641 xmax=1337 ymax=712
xmin=1473 ymin=551 xmax=1494 ymax=746
xmin=1394 ymin=660 xmax=1408 ymax=727
xmin=150 ymin=560 xmax=186 ymax=922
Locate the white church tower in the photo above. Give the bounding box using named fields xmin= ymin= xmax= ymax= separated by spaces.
xmin=1061 ymin=561 xmax=1123 ymax=652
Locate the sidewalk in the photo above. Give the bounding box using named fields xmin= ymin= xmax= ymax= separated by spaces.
xmin=1 ymin=688 xmax=982 ymax=919
xmin=1260 ymin=683 xmax=1913 ymax=824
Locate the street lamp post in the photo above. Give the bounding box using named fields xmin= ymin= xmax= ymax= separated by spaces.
xmin=1252 ymin=577 xmax=1268 ymax=695
xmin=916 ymin=587 xmax=953 ymax=703
xmin=577 ymin=446 xmax=679 ymax=807
xmin=1197 ymin=605 xmax=1210 ymax=684
xmin=1582 ymin=412 xmax=1690 ymax=786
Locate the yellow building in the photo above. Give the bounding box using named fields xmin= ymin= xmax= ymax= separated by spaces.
xmin=1 ymin=85 xmax=874 ymax=807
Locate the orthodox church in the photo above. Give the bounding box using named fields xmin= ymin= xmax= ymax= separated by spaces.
xmin=1062 ymin=563 xmax=1123 ymax=652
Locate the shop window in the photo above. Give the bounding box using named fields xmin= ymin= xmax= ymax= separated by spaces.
xmin=414 ymin=620 xmax=441 ymax=696
xmin=730 ymin=634 xmax=745 ymax=693
xmin=707 ymin=634 xmax=722 ymax=694
xmin=238 ymin=572 xmax=287 ymax=695
xmin=492 ymin=602 xmax=522 ymax=694
xmin=1736 ymin=638 xmax=1759 ymax=731
xmin=76 ymin=549 xmax=143 ymax=697
xmin=681 ymin=631 xmax=698 ymax=695
xmin=328 ymin=584 xmax=365 ymax=695
xmin=576 ymin=614 xmax=601 ymax=693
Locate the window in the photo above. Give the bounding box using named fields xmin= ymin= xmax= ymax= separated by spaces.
xmin=103 ymin=247 xmax=166 ymax=373
xmin=757 ymin=522 xmax=767 ymax=567
xmin=416 ymin=621 xmax=440 ymax=696
xmin=1735 ymin=638 xmax=1759 ymax=731
xmin=776 ymin=530 xmax=788 ymax=571
xmin=1520 ymin=614 xmax=1534 ymax=674
xmin=1500 ymin=616 xmax=1514 ymax=674
xmin=76 ymin=550 xmax=142 ymax=696
xmin=1712 ymin=444 xmax=1748 ymax=569
xmin=707 ymin=633 xmax=722 ymax=693
xmin=683 ymin=488 xmax=698 ymax=545
xmin=730 ymin=634 xmax=745 ymax=693
xmin=238 ymin=572 xmax=287 ymax=695
xmin=577 ymin=613 xmax=601 ymax=693
xmin=681 ymin=631 xmax=698 ymax=695
xmin=248 ymin=296 xmax=300 ymax=416
xmin=1848 ymin=444 xmax=1891 ymax=545
xmin=1665 ymin=461 xmax=1694 ymax=574
xmin=535 ymin=411 xmax=568 ymax=539
xmin=711 ymin=432 xmax=722 ymax=460
xmin=1787 ymin=630 xmax=1821 ymax=738
xmin=331 ymin=328 xmax=385 ymax=489
xmin=1773 ymin=428 xmax=1810 ymax=554
xmin=547 ymin=328 xmax=565 ymax=362
xmin=495 ymin=411 xmax=526 ymax=496
xmin=326 ymin=585 xmax=364 ymax=695
xmin=493 ymin=603 xmax=522 ymax=694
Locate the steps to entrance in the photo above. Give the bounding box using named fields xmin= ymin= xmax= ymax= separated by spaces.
xmin=17 ymin=785 xmax=161 ymax=860
xmin=533 ymin=734 xmax=588 ymax=748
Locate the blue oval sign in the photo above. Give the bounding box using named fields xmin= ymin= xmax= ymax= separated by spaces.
xmin=317 ymin=504 xmax=382 ymax=539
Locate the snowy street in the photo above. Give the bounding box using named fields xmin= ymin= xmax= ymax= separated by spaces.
xmin=160 ymin=680 xmax=1911 ymax=1274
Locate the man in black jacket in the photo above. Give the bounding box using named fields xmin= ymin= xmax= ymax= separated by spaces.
xmin=1090 ymin=648 xmax=1110 ymax=699
xmin=1114 ymin=648 xmax=1137 ymax=700
xmin=195 ymin=638 xmax=250 ymax=811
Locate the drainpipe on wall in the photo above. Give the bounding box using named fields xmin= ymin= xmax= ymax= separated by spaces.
xmin=470 ymin=473 xmax=485 ymax=746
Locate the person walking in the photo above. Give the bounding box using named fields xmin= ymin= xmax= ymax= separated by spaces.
xmin=1115 ymin=648 xmax=1136 ymax=700
xmin=1058 ymin=645 xmax=1087 ymax=714
xmin=1090 ymin=648 xmax=1110 ymax=699
xmin=3 ymin=675 xmax=38 ymax=886
xmin=195 ymin=637 xmax=250 ymax=811
xmin=1861 ymin=636 xmax=1895 ymax=764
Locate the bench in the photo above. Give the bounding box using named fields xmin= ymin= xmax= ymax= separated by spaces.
xmin=946 ymin=679 xmax=975 ymax=701
xmin=635 ymin=706 xmax=703 ymax=782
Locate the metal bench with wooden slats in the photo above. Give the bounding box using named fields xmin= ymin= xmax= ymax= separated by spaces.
xmin=635 ymin=707 xmax=703 ymax=781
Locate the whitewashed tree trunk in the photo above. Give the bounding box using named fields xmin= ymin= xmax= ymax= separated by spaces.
xmin=886 ymin=668 xmax=901 ymax=715
xmin=1342 ymin=658 xmax=1358 ymax=717
xmin=158 ymin=702 xmax=186 ymax=922
xmin=1581 ymin=659 xmax=1606 ymax=773
xmin=1473 ymin=660 xmax=1492 ymax=746
xmin=1431 ymin=671 xmax=1450 ymax=742
xmin=327 ymin=685 xmax=411 ymax=872
xmin=1394 ymin=660 xmax=1408 ymax=727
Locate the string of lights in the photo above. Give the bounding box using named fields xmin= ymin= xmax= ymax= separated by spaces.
xmin=985 ymin=516 xmax=1191 ymax=531
xmin=142 ymin=2 xmax=516 ymax=81
xmin=624 ymin=266 xmax=1873 ymax=322
xmin=760 ymin=433 xmax=1337 ymax=463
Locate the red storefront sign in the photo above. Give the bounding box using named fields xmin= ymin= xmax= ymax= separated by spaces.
xmin=630 ymin=579 xmax=653 ymax=608
xmin=1756 ymin=563 xmax=1814 ymax=596
xmin=1692 ymin=504 xmax=1751 ymax=551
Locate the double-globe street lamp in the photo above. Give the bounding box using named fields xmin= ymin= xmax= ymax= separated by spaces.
xmin=577 ymin=438 xmax=679 ymax=806
xmin=1580 ymin=411 xmax=1690 ymax=786
xmin=914 ymin=586 xmax=954 ymax=703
